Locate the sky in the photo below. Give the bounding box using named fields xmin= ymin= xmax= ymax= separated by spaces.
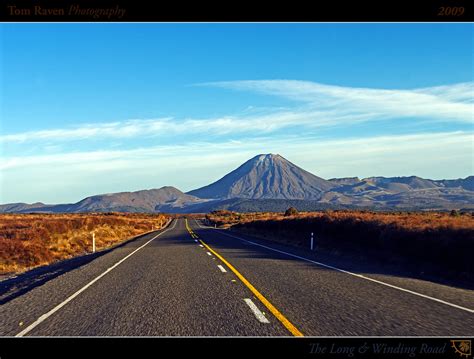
xmin=0 ymin=23 xmax=473 ymax=204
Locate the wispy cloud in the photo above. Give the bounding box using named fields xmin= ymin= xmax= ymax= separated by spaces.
xmin=2 ymin=81 xmax=472 ymax=145
xmin=415 ymin=82 xmax=474 ymax=103
xmin=2 ymin=131 xmax=471 ymax=173
xmin=203 ymin=80 xmax=473 ymax=123
xmin=0 ymin=110 xmax=354 ymax=144
xmin=0 ymin=118 xmax=171 ymax=143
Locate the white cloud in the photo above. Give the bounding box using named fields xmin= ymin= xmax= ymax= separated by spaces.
xmin=0 ymin=118 xmax=172 ymax=143
xmin=205 ymin=80 xmax=473 ymax=123
xmin=2 ymin=81 xmax=472 ymax=145
xmin=2 ymin=131 xmax=471 ymax=172
xmin=415 ymin=82 xmax=474 ymax=103
xmin=0 ymin=110 xmax=368 ymax=147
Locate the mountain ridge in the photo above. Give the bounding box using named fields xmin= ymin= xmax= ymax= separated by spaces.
xmin=0 ymin=186 xmax=209 ymax=214
xmin=1 ymin=154 xmax=472 ymax=213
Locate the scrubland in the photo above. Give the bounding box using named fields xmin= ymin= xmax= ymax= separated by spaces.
xmin=0 ymin=213 xmax=168 ymax=274
xmin=205 ymin=210 xmax=474 ymax=281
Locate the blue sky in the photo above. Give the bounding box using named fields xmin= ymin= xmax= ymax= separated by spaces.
xmin=1 ymin=23 xmax=473 ymax=203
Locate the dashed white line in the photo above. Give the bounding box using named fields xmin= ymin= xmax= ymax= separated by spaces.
xmin=199 ymin=244 xmax=204 ymax=248
xmin=15 ymin=219 xmax=177 ymax=337
xmin=217 ymin=265 xmax=227 ymax=273
xmin=207 ymin=252 xmax=212 ymax=256
xmin=244 ymin=298 xmax=270 ymax=323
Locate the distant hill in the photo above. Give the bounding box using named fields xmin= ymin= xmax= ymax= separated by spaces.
xmin=1 ymin=155 xmax=472 ymax=213
xmin=71 ymin=186 xmax=206 ymax=212
xmin=0 ymin=202 xmax=48 ymax=213
xmin=0 ymin=187 xmax=208 ymax=213
xmin=436 ymin=176 xmax=474 ymax=191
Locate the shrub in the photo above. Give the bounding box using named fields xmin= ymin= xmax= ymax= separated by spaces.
xmin=450 ymin=209 xmax=460 ymax=217
xmin=284 ymin=207 xmax=299 ymax=216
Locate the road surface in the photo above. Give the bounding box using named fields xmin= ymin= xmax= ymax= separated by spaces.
xmin=1 ymin=218 xmax=473 ymax=336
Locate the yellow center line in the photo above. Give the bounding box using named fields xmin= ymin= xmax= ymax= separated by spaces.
xmin=185 ymin=219 xmax=199 ymax=239
xmin=200 ymin=239 xmax=303 ymax=336
xmin=185 ymin=219 xmax=303 ymax=336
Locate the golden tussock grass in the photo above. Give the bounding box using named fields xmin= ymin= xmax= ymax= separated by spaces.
xmin=206 ymin=210 xmax=474 ymax=278
xmin=206 ymin=209 xmax=474 ymax=231
xmin=0 ymin=212 xmax=168 ymax=275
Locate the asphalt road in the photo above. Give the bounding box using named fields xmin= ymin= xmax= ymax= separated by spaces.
xmin=0 ymin=218 xmax=473 ymax=336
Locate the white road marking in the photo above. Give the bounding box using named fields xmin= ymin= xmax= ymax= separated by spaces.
xmin=199 ymin=244 xmax=204 ymax=248
xmin=217 ymin=265 xmax=227 ymax=273
xmin=244 ymin=298 xmax=270 ymax=323
xmin=217 ymin=230 xmax=474 ymax=314
xmin=207 ymin=252 xmax=212 ymax=256
xmin=15 ymin=219 xmax=177 ymax=337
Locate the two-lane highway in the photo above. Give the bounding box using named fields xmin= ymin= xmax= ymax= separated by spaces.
xmin=1 ymin=218 xmax=473 ymax=336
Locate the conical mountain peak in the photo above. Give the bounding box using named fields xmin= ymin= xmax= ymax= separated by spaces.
xmin=187 ymin=154 xmax=334 ymax=200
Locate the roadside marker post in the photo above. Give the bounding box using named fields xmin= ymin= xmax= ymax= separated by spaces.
xmin=310 ymin=232 xmax=314 ymax=251
xmin=92 ymin=232 xmax=96 ymax=253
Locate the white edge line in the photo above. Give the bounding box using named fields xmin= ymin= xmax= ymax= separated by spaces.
xmin=217 ymin=265 xmax=227 ymax=273
xmin=244 ymin=298 xmax=270 ymax=323
xmin=193 ymin=218 xmax=203 ymax=228
xmin=194 ymin=218 xmax=210 ymax=229
xmin=216 ymin=230 xmax=474 ymax=314
xmin=16 ymin=219 xmax=178 ymax=337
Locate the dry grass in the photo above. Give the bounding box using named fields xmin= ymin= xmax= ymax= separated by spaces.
xmin=206 ymin=210 xmax=474 ymax=278
xmin=206 ymin=209 xmax=474 ymax=231
xmin=0 ymin=213 xmax=168 ymax=274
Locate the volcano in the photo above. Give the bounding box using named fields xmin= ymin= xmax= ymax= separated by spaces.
xmin=187 ymin=154 xmax=334 ymax=200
